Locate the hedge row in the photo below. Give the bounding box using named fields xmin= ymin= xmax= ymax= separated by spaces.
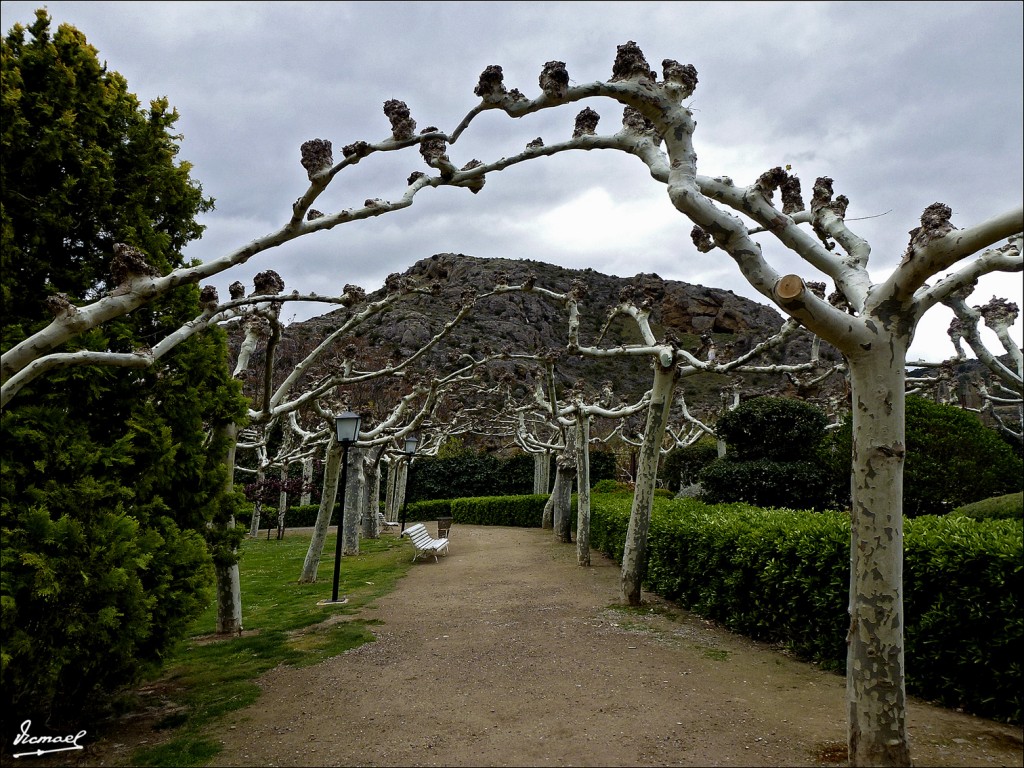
xmin=587 ymin=494 xmax=1022 ymax=724
xmin=237 ymin=503 xmax=325 ymax=529
xmin=235 ymin=491 xmax=1021 ymax=722
xmin=449 ymin=495 xmax=552 ymax=527
xmin=234 ymin=496 xmax=541 ymax=530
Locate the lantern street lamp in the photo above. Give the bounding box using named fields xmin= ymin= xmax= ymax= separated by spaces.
xmin=400 ymin=433 xmax=418 ymax=533
xmin=321 ymin=412 xmax=361 ymax=605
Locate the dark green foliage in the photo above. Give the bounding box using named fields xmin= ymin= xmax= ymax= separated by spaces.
xmin=403 ymin=499 xmax=455 ymax=523
xmin=588 ymin=494 xmax=632 ymax=563
xmin=588 ymin=448 xmax=618 ymax=485
xmin=407 ymin=452 xmax=531 ymax=502
xmin=236 ymin=503 xmax=326 ymax=530
xmin=952 ymin=492 xmax=1023 ymax=521
xmin=589 ymin=494 xmax=1022 ymax=723
xmin=1 ymin=11 xmax=246 ymax=723
xmin=450 ymin=495 xmax=553 ymax=528
xmin=660 ymin=438 xmax=718 ymax=492
xmin=591 ymin=479 xmax=632 ymax=494
xmin=713 ymin=396 xmax=828 ymax=460
xmin=406 ymin=447 xmax=616 ymax=503
xmin=699 ymin=458 xmax=838 ymax=511
xmin=822 ymin=395 xmax=1024 ymax=516
xmin=902 ymin=515 xmax=1022 ymax=721
xmin=701 ymin=397 xmax=836 ymax=510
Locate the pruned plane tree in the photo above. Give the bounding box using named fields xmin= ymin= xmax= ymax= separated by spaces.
xmin=4 ymin=34 xmax=1019 ymax=765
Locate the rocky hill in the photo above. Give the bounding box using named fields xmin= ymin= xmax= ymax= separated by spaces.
xmin=272 ymin=254 xmax=846 ymax=429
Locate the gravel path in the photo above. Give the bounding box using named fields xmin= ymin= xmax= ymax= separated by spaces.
xmin=204 ymin=523 xmax=1022 ymax=767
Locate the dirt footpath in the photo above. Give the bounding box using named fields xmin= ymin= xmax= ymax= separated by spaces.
xmin=210 ymin=524 xmax=1022 ymax=767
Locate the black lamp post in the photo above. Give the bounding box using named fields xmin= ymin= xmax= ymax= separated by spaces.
xmin=399 ymin=433 xmax=418 ymax=533
xmin=322 ymin=411 xmax=360 ymax=605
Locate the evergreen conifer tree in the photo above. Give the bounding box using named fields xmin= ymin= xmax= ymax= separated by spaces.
xmin=1 ymin=9 xmax=248 ymax=723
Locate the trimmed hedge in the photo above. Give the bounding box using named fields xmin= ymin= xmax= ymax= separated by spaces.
xmin=952 ymin=492 xmax=1024 ymax=521
xmin=588 ymin=494 xmax=1022 ymax=723
xmin=235 ymin=491 xmax=1021 ymax=722
xmin=237 ymin=503 xmax=326 ymax=529
xmin=699 ymin=457 xmax=837 ymax=511
xmin=450 ymin=495 xmax=553 ymax=528
xmin=404 ymin=499 xmax=456 ymax=522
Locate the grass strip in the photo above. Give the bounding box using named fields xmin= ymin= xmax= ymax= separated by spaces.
xmin=125 ymin=531 xmax=412 ymax=766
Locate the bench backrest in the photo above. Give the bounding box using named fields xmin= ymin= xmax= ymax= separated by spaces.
xmin=404 ymin=523 xmax=439 ymax=549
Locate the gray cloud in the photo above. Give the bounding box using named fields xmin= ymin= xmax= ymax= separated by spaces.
xmin=2 ymin=0 xmax=1020 ymax=360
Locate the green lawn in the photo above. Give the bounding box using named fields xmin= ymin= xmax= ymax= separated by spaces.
xmin=127 ymin=531 xmax=413 ymax=767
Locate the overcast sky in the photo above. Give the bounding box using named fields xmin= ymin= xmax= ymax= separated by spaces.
xmin=2 ymin=1 xmax=1021 ymax=361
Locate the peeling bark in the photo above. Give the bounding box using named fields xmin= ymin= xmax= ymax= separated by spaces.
xmin=299 ymin=437 xmax=342 ymax=583
xmin=846 ymin=340 xmax=911 ymax=767
xmin=575 ymin=413 xmax=592 ymax=566
xmin=553 ymin=427 xmax=576 ymax=543
xmin=300 ymin=457 xmax=313 ymax=506
xmin=276 ymin=462 xmax=289 ymax=539
xmin=533 ymin=451 xmax=552 ymax=494
xmin=621 ymin=361 xmax=679 ymax=605
xmin=342 ymin=446 xmax=364 ymax=556
xmin=214 ymin=422 xmax=243 ymax=634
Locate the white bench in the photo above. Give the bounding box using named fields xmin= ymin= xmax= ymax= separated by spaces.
xmin=377 ymin=512 xmax=401 ymax=532
xmin=401 ymin=522 xmax=450 ymax=563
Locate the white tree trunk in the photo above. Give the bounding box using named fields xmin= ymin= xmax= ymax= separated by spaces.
xmin=276 ymin=462 xmax=289 ymax=539
xmin=541 ymin=490 xmax=555 ymax=530
xmin=300 ymin=457 xmax=313 ymax=506
xmin=299 ymin=437 xmax=342 ymax=583
xmin=846 ymin=340 xmax=911 ymax=767
xmin=248 ymin=466 xmax=264 ymax=538
xmin=248 ymin=501 xmax=261 ymax=538
xmin=621 ymin=361 xmax=678 ymax=606
xmin=553 ymin=427 xmax=576 ymax=543
xmin=396 ymin=459 xmax=410 ymax=528
xmin=370 ymin=455 xmax=383 ymax=535
xmin=362 ymin=453 xmax=379 ymax=539
xmin=215 ymin=422 xmax=243 ymax=634
xmin=342 ymin=446 xmax=364 ymax=556
xmin=533 ymin=451 xmax=551 ymax=494
xmin=575 ymin=413 xmax=592 ymax=566
xmin=384 ymin=457 xmax=399 ymax=522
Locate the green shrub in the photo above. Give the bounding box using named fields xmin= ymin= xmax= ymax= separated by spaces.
xmin=952 ymin=492 xmax=1023 ymax=521
xmin=237 ymin=503 xmax=327 ymax=529
xmin=588 ymin=449 xmax=619 ymax=486
xmin=592 ymin=479 xmax=632 ymax=494
xmin=407 ymin=452 xmax=533 ymax=502
xmin=660 ymin=438 xmax=719 ymax=491
xmin=714 ymin=396 xmax=828 ymax=461
xmin=588 ymin=493 xmax=632 ymax=563
xmin=822 ymin=395 xmax=1024 ymax=515
xmin=702 ymin=397 xmax=836 ymax=510
xmin=699 ymin=458 xmax=837 ymax=511
xmin=404 ymin=499 xmax=454 ymax=522
xmin=589 ymin=495 xmax=1022 ymax=723
xmin=450 ymin=495 xmax=551 ymax=528
xmin=903 ymin=515 xmax=1022 ymax=721
xmin=406 ymin=449 xmax=617 ymax=503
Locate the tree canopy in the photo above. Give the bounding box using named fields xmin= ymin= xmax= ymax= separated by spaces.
xmin=824 ymin=395 xmax=1024 ymax=516
xmin=700 ymin=396 xmax=837 ymax=510
xmin=1 ymin=10 xmax=247 ymax=723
